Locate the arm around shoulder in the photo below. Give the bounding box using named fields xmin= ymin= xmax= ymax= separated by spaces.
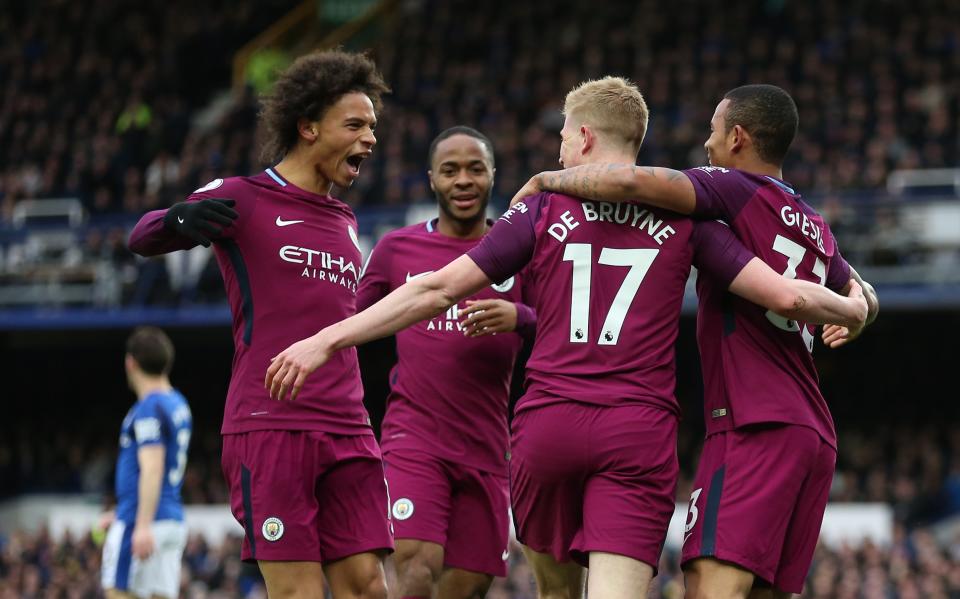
xmin=523 ymin=164 xmax=697 ymax=214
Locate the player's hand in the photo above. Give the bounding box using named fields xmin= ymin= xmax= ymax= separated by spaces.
xmin=823 ymin=280 xmax=867 ymax=348
xmin=131 ymin=524 xmax=155 ymax=560
xmin=163 ymin=198 xmax=239 ymax=247
xmin=460 ymin=299 xmax=518 ymax=337
xmin=97 ymin=510 xmax=115 ymax=532
xmin=509 ymin=175 xmax=543 ymax=207
xmin=266 ymin=333 xmax=334 ymax=401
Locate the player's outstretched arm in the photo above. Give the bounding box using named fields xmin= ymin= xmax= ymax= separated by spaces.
xmin=459 ymin=299 xmax=537 ymax=338
xmin=510 ymin=165 xmax=697 ymax=213
xmin=266 ymin=255 xmax=492 ymax=401
xmin=729 ymin=258 xmax=868 ymax=329
xmin=128 ymin=198 xmax=239 ymax=256
xmin=132 ymin=444 xmax=165 ymax=559
xmin=822 ymin=266 xmax=879 ymax=348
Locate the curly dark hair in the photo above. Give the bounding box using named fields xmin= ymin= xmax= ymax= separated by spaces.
xmin=258 ymin=49 xmax=390 ymax=164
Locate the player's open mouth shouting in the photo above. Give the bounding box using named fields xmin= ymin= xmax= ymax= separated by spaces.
xmin=345 ymin=151 xmax=370 ymax=180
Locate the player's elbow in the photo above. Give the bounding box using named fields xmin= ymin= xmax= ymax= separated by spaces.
xmin=433 ymin=287 xmax=458 ymax=315
xmin=127 ymin=232 xmax=157 ymax=257
xmin=769 ymin=285 xmax=807 ymax=318
xmin=410 ymin=279 xmax=457 ymax=318
xmin=127 ymin=233 xmax=147 ymax=256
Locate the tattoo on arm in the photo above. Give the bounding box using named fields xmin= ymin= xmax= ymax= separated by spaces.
xmin=792 ymin=295 xmax=807 ymax=312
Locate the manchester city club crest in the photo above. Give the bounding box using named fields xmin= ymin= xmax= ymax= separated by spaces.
xmin=391 ymin=498 xmax=415 ymax=520
xmin=262 ymin=517 xmax=284 ymax=541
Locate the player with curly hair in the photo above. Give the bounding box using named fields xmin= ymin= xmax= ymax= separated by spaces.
xmin=128 ymin=49 xmax=393 ymax=599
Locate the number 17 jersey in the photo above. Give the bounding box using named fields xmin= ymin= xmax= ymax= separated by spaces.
xmin=467 ymin=192 xmax=754 ymax=417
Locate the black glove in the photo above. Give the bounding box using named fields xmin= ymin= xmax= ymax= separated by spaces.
xmin=163 ymin=198 xmax=239 ymax=247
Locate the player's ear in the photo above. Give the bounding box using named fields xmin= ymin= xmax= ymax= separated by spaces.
xmin=580 ymin=125 xmax=594 ymax=156
xmin=297 ymin=118 xmax=319 ymax=143
xmin=124 ymin=354 xmax=139 ymax=376
xmin=730 ymin=124 xmax=747 ymax=154
xmin=427 ymin=170 xmax=436 ymax=193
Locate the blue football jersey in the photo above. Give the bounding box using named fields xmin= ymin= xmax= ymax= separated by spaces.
xmin=115 ymin=389 xmax=192 ymax=523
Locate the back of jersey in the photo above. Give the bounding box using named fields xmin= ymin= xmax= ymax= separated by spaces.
xmin=511 ymin=192 xmax=696 ymax=416
xmin=685 ymin=167 xmax=851 ymax=447
xmin=115 ymin=389 xmax=192 ymax=523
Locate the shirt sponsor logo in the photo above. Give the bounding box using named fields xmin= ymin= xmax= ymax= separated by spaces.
xmin=280 ymin=245 xmax=359 ymax=292
xmin=275 ymin=217 xmax=304 ymax=227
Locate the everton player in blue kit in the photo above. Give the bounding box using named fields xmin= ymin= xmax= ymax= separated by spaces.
xmin=101 ymin=327 xmax=191 ymax=599
xmin=128 ymin=50 xmax=393 ymax=599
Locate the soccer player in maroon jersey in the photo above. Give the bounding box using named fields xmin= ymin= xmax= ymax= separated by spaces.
xmin=267 ymin=78 xmax=866 ymax=599
xmin=356 ymin=126 xmax=535 ymax=599
xmin=128 ymin=50 xmax=393 ymax=599
xmin=510 ymin=84 xmax=880 ymax=598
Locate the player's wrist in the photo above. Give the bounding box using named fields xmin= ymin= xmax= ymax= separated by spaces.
xmin=162 ymin=202 xmax=189 ymax=233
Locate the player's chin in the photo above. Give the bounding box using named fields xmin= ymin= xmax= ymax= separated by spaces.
xmin=334 ymin=166 xmax=361 ymax=188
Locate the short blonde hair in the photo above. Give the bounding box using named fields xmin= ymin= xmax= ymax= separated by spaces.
xmin=563 ymin=76 xmax=649 ymax=154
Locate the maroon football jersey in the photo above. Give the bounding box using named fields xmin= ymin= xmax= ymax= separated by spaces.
xmin=356 ymin=220 xmax=534 ymax=474
xmin=468 ymin=192 xmax=752 ymax=417
xmin=684 ymin=166 xmax=852 ymax=447
xmin=129 ymin=168 xmax=371 ymax=435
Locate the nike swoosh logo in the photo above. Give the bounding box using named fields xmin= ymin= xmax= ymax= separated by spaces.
xmin=405 ymin=271 xmax=434 ymax=282
xmin=502 ymin=549 xmax=510 ymax=561
xmin=177 ymin=217 xmax=184 ymax=224
xmin=276 ymin=217 xmax=305 ymax=227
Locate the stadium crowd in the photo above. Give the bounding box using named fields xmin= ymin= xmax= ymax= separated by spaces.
xmin=3 ymin=526 xmax=960 ymax=598
xmin=2 ymin=0 xmax=952 ymax=302
xmin=5 ymin=422 xmax=960 ymax=527
xmin=2 ymin=0 xmax=957 ymax=220
xmin=2 ymin=1 xmax=958 ymax=597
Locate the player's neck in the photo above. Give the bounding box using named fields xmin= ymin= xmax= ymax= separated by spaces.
xmin=436 ymin=215 xmax=487 ymax=240
xmin=581 ymin=151 xmax=634 ymax=168
xmin=273 ymin=154 xmax=334 ymax=196
xmin=733 ymin=157 xmax=784 ymax=181
xmin=135 ymin=376 xmax=172 ymax=401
